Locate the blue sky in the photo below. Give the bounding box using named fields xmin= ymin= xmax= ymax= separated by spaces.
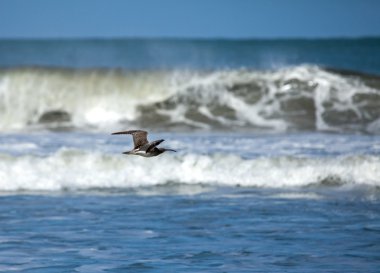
xmin=0 ymin=0 xmax=379 ymax=38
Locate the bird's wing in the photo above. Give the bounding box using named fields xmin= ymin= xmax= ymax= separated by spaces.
xmin=146 ymin=139 xmax=165 ymax=153
xmin=111 ymin=130 xmax=149 ymax=149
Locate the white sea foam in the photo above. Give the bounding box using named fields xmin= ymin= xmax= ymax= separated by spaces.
xmin=0 ymin=65 xmax=379 ymax=133
xmin=0 ymin=69 xmax=172 ymax=130
xmin=0 ymin=149 xmax=379 ymax=192
xmin=268 ymin=192 xmax=323 ymax=200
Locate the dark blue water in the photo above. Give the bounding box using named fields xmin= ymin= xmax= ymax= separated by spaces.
xmin=1 ymin=38 xmax=380 ymax=73
xmin=1 ymin=188 xmax=379 ymax=273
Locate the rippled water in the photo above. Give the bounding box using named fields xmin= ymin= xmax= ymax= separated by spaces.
xmin=1 ymin=188 xmax=379 ymax=272
xmin=0 ymin=132 xmax=379 ymax=272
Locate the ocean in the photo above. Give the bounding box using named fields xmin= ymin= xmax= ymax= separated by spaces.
xmin=0 ymin=38 xmax=380 ymax=272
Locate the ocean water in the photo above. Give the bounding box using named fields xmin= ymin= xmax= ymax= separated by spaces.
xmin=0 ymin=38 xmax=380 ymax=272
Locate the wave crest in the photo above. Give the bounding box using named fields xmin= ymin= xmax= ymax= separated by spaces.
xmin=0 ymin=149 xmax=379 ymax=192
xmin=1 ymin=65 xmax=379 ymax=133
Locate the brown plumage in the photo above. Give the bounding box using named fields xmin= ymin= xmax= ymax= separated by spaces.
xmin=111 ymin=130 xmax=176 ymax=157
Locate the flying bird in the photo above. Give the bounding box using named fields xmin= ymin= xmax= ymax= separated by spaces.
xmin=111 ymin=130 xmax=176 ymax=157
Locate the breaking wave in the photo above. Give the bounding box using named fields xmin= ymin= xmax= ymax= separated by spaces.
xmin=0 ymin=149 xmax=379 ymax=192
xmin=1 ymin=65 xmax=380 ymax=133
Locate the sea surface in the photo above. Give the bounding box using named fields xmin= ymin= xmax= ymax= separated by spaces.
xmin=0 ymin=38 xmax=380 ymax=272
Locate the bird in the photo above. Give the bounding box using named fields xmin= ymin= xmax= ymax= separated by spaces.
xmin=111 ymin=129 xmax=176 ymax=157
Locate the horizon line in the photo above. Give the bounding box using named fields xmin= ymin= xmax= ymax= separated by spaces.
xmin=0 ymin=35 xmax=380 ymax=41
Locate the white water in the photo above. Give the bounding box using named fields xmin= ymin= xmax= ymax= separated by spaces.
xmin=0 ymin=68 xmax=172 ymax=130
xmin=0 ymin=65 xmax=379 ymax=132
xmin=0 ymin=148 xmax=379 ymax=192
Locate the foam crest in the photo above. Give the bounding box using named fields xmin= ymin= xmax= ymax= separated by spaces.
xmin=0 ymin=149 xmax=379 ymax=192
xmin=147 ymin=66 xmax=380 ymax=132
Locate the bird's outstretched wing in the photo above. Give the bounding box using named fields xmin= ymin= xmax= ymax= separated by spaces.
xmin=112 ymin=130 xmax=149 ymax=149
xmin=146 ymin=139 xmax=165 ymax=153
